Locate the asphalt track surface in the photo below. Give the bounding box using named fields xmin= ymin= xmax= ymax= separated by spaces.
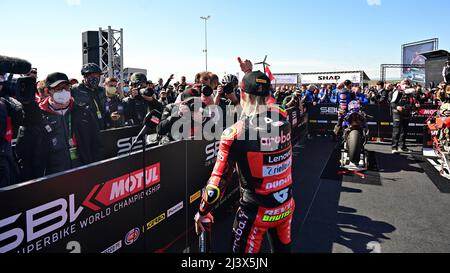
xmin=210 ymin=136 xmax=450 ymax=253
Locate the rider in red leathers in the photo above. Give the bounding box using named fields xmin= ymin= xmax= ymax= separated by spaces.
xmin=195 ymin=58 xmax=295 ymax=253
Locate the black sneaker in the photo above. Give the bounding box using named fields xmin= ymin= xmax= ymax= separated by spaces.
xmin=399 ymin=147 xmax=411 ymax=153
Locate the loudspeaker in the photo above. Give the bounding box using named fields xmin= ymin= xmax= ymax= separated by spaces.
xmin=426 ymin=57 xmax=447 ymax=87
xmin=82 ymin=31 xmax=108 ymax=66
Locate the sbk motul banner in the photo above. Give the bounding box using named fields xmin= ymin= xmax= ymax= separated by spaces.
xmin=99 ymin=126 xmax=155 ymax=160
xmin=0 ymin=118 xmax=307 ymax=253
xmin=185 ymin=140 xmax=240 ymax=249
xmin=287 ymin=107 xmax=308 ymax=142
xmin=307 ymin=103 xmax=438 ymax=141
xmin=0 ymin=141 xmax=187 ymax=253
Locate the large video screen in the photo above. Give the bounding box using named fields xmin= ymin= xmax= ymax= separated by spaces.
xmin=402 ymin=39 xmax=438 ymax=83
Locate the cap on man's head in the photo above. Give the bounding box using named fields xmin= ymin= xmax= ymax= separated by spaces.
xmin=344 ymin=80 xmax=352 ymax=86
xmin=241 ymin=71 xmax=271 ymax=97
xmin=130 ymin=73 xmax=147 ymax=85
xmin=45 ymin=72 xmax=70 ymax=88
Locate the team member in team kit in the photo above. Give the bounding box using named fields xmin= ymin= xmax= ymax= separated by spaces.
xmin=195 ymin=58 xmax=295 ymax=253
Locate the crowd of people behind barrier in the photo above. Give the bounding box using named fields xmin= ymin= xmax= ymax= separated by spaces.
xmin=2 ymin=60 xmax=450 ymax=188
xmin=273 ymin=80 xmax=449 ymax=110
xmin=0 ymin=62 xmax=247 ymax=187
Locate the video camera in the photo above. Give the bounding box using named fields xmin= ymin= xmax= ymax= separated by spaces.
xmin=0 ymin=55 xmax=36 ymax=103
xmin=222 ymin=82 xmax=235 ymax=95
xmin=139 ymin=87 xmax=155 ymax=97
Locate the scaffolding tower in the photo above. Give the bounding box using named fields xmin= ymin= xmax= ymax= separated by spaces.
xmin=99 ymin=26 xmax=124 ymax=83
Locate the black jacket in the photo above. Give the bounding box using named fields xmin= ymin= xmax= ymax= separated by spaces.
xmin=157 ymin=103 xmax=183 ymax=143
xmin=71 ymin=83 xmax=107 ymax=130
xmin=0 ymin=97 xmax=21 ymax=188
xmin=104 ymin=95 xmax=126 ymax=129
xmin=15 ymin=100 xmax=102 ymax=181
xmin=377 ymin=89 xmax=391 ymax=104
xmin=390 ymin=89 xmax=412 ymax=119
xmin=123 ymin=96 xmax=163 ymax=126
xmin=157 ymin=102 xmax=214 ymax=144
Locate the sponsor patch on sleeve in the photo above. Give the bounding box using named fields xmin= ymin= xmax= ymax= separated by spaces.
xmin=204 ymin=185 xmax=221 ymax=205
xmin=222 ymin=127 xmax=237 ymax=140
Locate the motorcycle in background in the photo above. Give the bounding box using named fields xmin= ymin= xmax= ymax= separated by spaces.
xmin=340 ymin=101 xmax=369 ymax=172
xmin=426 ymin=102 xmax=450 ymax=176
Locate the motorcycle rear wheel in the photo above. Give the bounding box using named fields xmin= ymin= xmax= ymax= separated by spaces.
xmin=348 ymin=130 xmax=362 ymax=165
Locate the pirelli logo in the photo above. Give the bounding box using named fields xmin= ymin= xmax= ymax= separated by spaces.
xmin=146 ymin=213 xmax=166 ymax=230
xmin=190 ymin=190 xmax=202 ymax=204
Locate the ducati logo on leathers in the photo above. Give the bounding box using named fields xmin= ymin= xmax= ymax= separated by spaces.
xmin=273 ymin=189 xmax=289 ymax=203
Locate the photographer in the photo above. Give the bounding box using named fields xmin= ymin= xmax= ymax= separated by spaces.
xmin=214 ymin=74 xmax=240 ymax=129
xmin=282 ymin=89 xmax=301 ymax=109
xmin=16 ymin=72 xmax=101 ymax=180
xmin=157 ymin=88 xmax=209 ymax=145
xmin=123 ymin=73 xmax=163 ymax=126
xmin=0 ymin=74 xmax=23 ymax=187
xmin=71 ymin=63 xmax=107 ymax=130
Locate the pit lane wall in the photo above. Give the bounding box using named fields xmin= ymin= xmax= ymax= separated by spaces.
xmin=307 ymin=103 xmax=438 ymax=141
xmin=0 ymin=108 xmax=307 ymax=253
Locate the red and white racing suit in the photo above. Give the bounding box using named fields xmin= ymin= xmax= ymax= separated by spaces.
xmin=199 ymin=105 xmax=295 ymax=253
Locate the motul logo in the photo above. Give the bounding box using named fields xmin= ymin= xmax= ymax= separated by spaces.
xmin=83 ymin=163 xmax=160 ymax=211
xmin=418 ymin=109 xmax=437 ymax=116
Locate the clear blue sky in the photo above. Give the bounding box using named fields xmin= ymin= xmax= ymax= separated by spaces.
xmin=1 ymin=0 xmax=449 ymax=81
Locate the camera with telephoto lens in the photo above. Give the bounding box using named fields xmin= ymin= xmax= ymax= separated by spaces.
xmin=139 ymin=88 xmax=155 ymax=97
xmin=200 ymin=84 xmax=213 ymax=97
xmin=222 ymin=83 xmax=235 ymax=95
xmin=0 ymin=56 xmax=36 ymax=103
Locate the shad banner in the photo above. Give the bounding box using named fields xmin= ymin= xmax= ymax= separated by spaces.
xmin=301 ymin=72 xmax=363 ymax=84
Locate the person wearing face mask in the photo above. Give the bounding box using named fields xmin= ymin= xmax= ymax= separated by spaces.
xmin=391 ymin=79 xmax=414 ymax=154
xmin=104 ymin=77 xmax=125 ymax=129
xmin=71 ymin=63 xmax=107 ymax=130
xmin=15 ymin=72 xmax=101 ymax=180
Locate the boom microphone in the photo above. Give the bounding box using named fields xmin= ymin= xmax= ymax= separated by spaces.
xmin=130 ymin=110 xmax=162 ymax=150
xmin=0 ymin=55 xmax=32 ymax=74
